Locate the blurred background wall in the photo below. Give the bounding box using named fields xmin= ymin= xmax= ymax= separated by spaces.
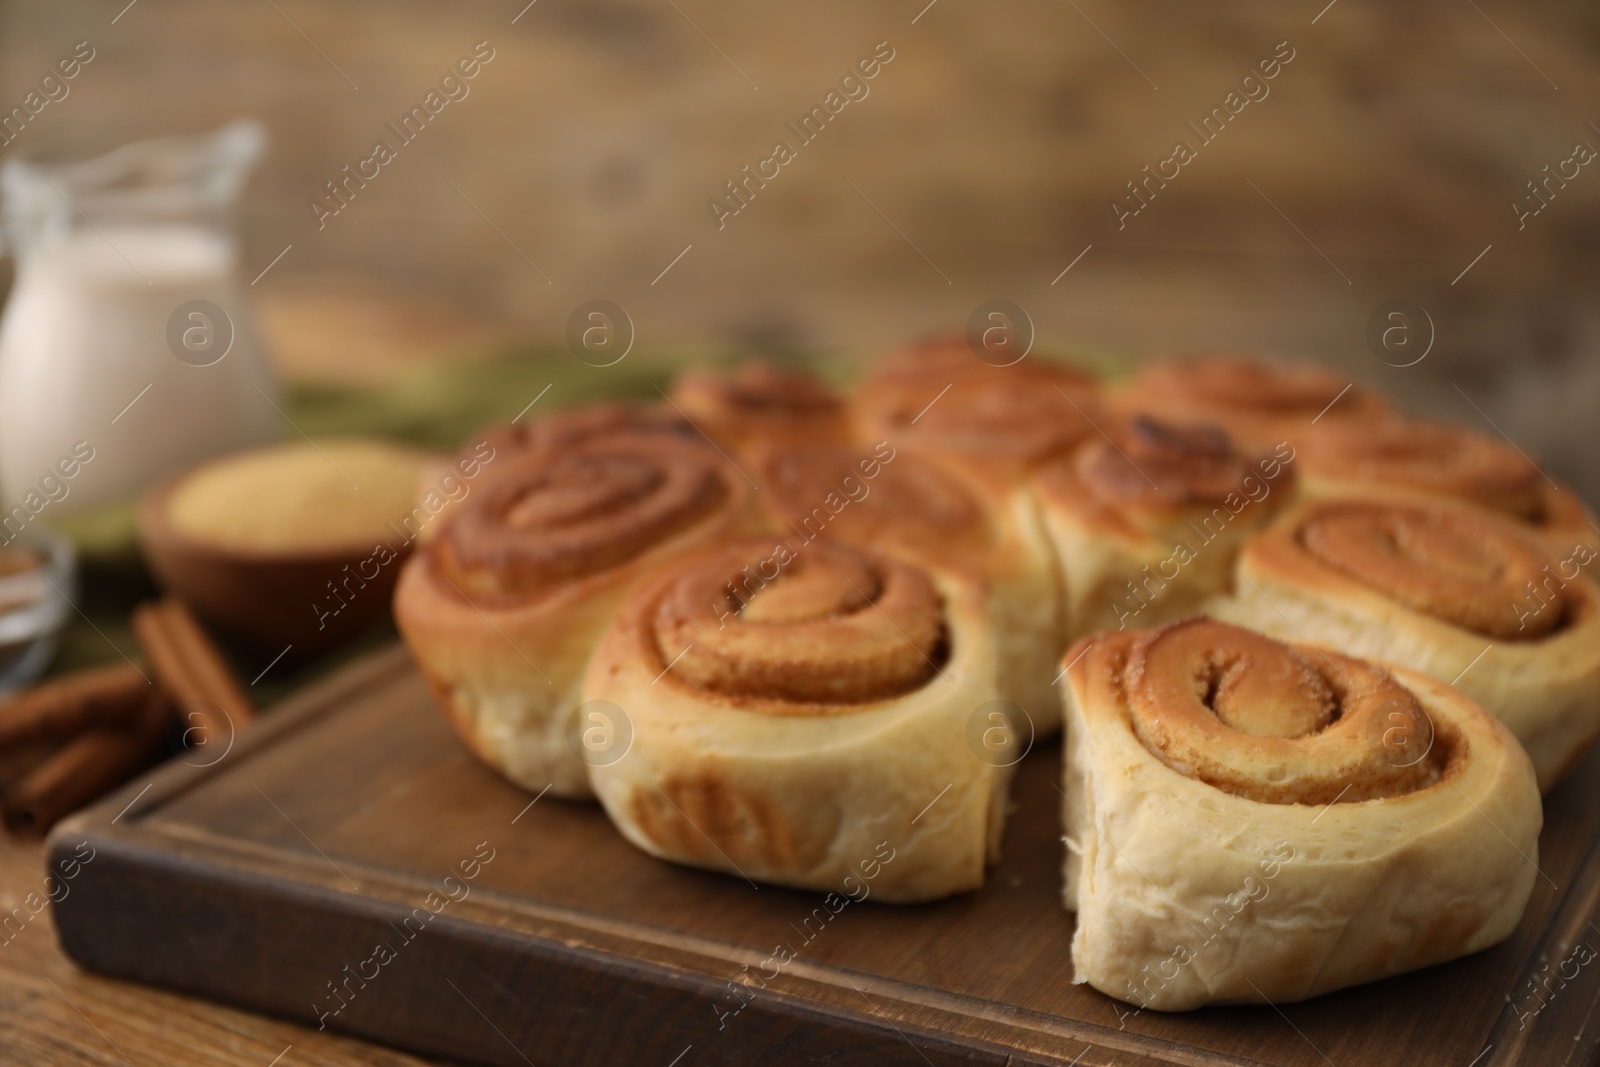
xmin=1 ymin=0 xmax=1597 ymax=495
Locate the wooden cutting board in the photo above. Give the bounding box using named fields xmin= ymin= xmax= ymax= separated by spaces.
xmin=46 ymin=645 xmax=1600 ymax=1066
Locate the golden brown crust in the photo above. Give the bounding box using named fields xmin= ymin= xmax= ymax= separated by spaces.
xmin=669 ymin=361 xmax=850 ymax=452
xmin=749 ymin=440 xmax=1066 ymax=732
xmin=1213 ymin=493 xmax=1600 ymax=790
xmin=617 ymin=537 xmax=950 ymax=714
xmin=1035 ymin=419 xmax=1297 ymax=640
xmin=1075 ymin=419 xmax=1250 ymax=507
xmin=868 ymin=331 xmax=1100 ymax=388
xmin=1280 ymin=498 xmax=1569 ymax=641
xmin=584 ymin=535 xmax=1010 ymax=901
xmin=392 ymin=409 xmax=764 ymax=798
xmin=854 ymin=343 xmax=1107 ymax=479
xmin=628 ymin=774 xmax=839 ymax=872
xmin=1061 ymin=622 xmax=1542 ymax=1009
xmin=751 ymin=441 xmax=995 ymax=560
xmin=1540 ymin=487 xmax=1600 ymax=557
xmin=1294 ymin=415 xmax=1599 ymax=558
xmin=648 ymin=537 xmax=948 ymax=708
xmin=473 ymin=402 xmax=698 ymax=471
xmin=431 ymin=433 xmax=735 ymax=603
xmin=1036 ymin=417 xmax=1296 ymax=540
xmin=1118 ymin=354 xmax=1391 ymax=448
xmin=1298 ymin=417 xmax=1542 ymax=517
xmin=1114 ymin=619 xmax=1450 ymax=804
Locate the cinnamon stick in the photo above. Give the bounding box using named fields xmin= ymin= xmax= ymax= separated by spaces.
xmin=132 ymin=598 xmax=255 ymax=753
xmin=0 ymin=662 xmax=150 ymax=751
xmin=2 ymin=689 xmax=171 ymax=836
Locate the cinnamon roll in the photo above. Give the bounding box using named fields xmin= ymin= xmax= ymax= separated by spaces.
xmin=584 ymin=537 xmax=1010 ymax=902
xmin=866 ymin=331 xmax=1098 ymax=388
xmin=669 ymin=361 xmax=850 ymax=453
xmin=749 ymin=440 xmax=1062 ymax=734
xmin=393 ymin=429 xmax=762 ymax=798
xmin=854 ymin=342 xmax=1107 ymax=482
xmin=1209 ymin=496 xmax=1600 ymax=789
xmin=1035 ymin=416 xmax=1297 ymax=641
xmin=1296 ymin=415 xmax=1597 ymax=558
xmin=1118 ymin=354 xmax=1391 ymax=450
xmin=414 ymin=403 xmax=700 ymax=539
xmin=1062 ymin=619 xmax=1540 ymax=1010
xmin=476 ymin=402 xmax=698 ymax=469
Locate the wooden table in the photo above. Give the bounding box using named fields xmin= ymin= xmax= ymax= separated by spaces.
xmin=0 ymin=834 xmax=442 ymax=1066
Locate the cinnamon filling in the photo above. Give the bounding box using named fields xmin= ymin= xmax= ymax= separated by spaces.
xmin=1297 ymin=501 xmax=1563 ymax=640
xmin=1300 ymin=419 xmax=1546 ymax=522
xmin=680 ymin=362 xmax=844 ymax=417
xmin=650 ymin=538 xmax=948 ymax=709
xmin=898 ymin=378 xmax=1097 ymax=462
xmin=1074 ymin=416 xmax=1261 ymax=508
xmin=472 ymin=403 xmax=696 ymax=465
xmin=754 ymin=444 xmax=991 ymax=555
xmin=868 ymin=332 xmax=1099 ymax=389
xmin=1141 ymin=355 xmax=1360 ymax=416
xmin=861 ymin=355 xmax=1104 ymax=467
xmin=1123 ymin=619 xmax=1452 ymax=804
xmin=434 ymin=435 xmax=729 ymax=600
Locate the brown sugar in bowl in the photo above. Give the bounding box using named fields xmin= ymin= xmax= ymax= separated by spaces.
xmin=138 ymin=439 xmax=433 ymax=653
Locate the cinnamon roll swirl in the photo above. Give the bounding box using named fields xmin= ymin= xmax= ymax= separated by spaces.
xmin=854 ymin=342 xmax=1107 ymax=481
xmin=584 ymin=537 xmax=1010 ymax=901
xmin=1062 ymin=619 xmax=1540 ymax=1010
xmin=1296 ymin=415 xmax=1598 ymax=558
xmin=1034 ymin=416 xmax=1297 ymax=641
xmin=476 ymin=402 xmax=698 ymax=469
xmin=749 ymin=440 xmax=1063 ymax=734
xmin=1210 ymin=496 xmax=1600 ymax=789
xmin=393 ymin=429 xmax=762 ymax=798
xmin=669 ymin=361 xmax=850 ymax=453
xmin=867 ymin=331 xmax=1100 ymax=389
xmin=416 ymin=403 xmax=700 ymax=539
xmin=1118 ymin=354 xmax=1391 ymax=450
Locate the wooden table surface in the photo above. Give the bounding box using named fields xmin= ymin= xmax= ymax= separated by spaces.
xmin=0 ymin=834 xmax=442 ymax=1067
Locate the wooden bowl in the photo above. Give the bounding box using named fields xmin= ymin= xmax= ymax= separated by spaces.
xmin=137 ymin=476 xmax=415 ymax=655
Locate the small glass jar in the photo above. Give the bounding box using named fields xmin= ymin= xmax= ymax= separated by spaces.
xmin=0 ymin=524 xmax=75 ymax=691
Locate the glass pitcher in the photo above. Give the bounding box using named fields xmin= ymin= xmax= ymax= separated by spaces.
xmin=0 ymin=120 xmax=281 ymax=516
